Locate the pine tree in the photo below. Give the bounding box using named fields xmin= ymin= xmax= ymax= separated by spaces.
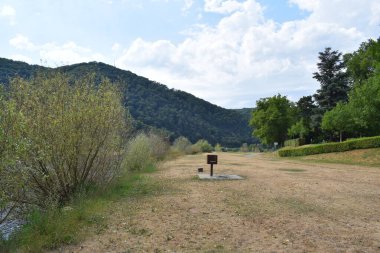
xmin=313 ymin=48 xmax=350 ymax=111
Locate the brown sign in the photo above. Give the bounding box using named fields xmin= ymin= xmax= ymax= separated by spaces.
xmin=207 ymin=154 xmax=218 ymax=165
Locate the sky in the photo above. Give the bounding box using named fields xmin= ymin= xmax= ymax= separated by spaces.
xmin=1 ymin=0 xmax=379 ymax=108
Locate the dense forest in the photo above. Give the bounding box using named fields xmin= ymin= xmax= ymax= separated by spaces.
xmin=0 ymin=58 xmax=257 ymax=147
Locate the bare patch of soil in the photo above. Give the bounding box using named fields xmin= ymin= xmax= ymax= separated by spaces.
xmin=56 ymin=153 xmax=380 ymax=252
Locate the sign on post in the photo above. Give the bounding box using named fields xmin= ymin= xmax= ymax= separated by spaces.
xmin=207 ymin=154 xmax=218 ymax=176
xmin=207 ymin=155 xmax=218 ymax=165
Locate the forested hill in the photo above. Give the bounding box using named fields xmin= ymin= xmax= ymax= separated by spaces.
xmin=0 ymin=58 xmax=257 ymax=146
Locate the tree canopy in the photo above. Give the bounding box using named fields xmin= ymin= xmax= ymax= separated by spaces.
xmin=313 ymin=48 xmax=350 ymax=112
xmin=250 ymin=95 xmax=296 ymax=145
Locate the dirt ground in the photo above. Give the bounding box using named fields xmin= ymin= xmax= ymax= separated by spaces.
xmin=57 ymin=153 xmax=380 ymax=253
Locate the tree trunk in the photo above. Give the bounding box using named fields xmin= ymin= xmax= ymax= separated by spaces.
xmin=340 ymin=131 xmax=342 ymax=142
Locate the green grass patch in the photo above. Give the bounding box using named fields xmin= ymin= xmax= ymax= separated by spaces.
xmin=285 ymin=148 xmax=380 ymax=167
xmin=278 ymin=135 xmax=380 ymax=157
xmin=0 ymin=165 xmax=160 ymax=253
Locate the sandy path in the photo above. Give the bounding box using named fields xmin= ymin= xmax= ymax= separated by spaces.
xmin=57 ymin=153 xmax=380 ymax=253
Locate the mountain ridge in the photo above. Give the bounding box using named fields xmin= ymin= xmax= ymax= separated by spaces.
xmin=0 ymin=57 xmax=257 ymax=146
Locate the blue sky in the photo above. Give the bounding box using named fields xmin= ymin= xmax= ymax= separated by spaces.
xmin=1 ymin=0 xmax=379 ymax=108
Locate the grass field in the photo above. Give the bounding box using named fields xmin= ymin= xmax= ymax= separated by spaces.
xmin=280 ymin=147 xmax=380 ymax=167
xmin=54 ymin=152 xmax=380 ymax=252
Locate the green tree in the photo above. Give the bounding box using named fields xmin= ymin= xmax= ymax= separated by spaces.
xmin=288 ymin=119 xmax=309 ymax=139
xmin=321 ymin=102 xmax=355 ymax=142
xmin=345 ymin=37 xmax=380 ymax=85
xmin=347 ymin=72 xmax=380 ymax=136
xmin=313 ymin=48 xmax=350 ymax=111
xmin=297 ymin=96 xmax=316 ymax=120
xmin=250 ymin=94 xmax=296 ymax=145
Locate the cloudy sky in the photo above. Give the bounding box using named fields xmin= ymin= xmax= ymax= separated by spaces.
xmin=1 ymin=0 xmax=379 ymax=108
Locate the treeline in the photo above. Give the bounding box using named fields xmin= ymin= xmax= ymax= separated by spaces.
xmin=250 ymin=37 xmax=380 ymax=145
xmin=0 ymin=58 xmax=257 ymax=147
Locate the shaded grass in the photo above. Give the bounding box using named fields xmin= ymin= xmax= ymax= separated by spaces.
xmin=0 ymin=165 xmax=162 ymax=253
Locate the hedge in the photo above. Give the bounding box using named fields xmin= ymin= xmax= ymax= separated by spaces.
xmin=278 ymin=136 xmax=380 ymax=157
xmin=284 ymin=138 xmax=306 ymax=147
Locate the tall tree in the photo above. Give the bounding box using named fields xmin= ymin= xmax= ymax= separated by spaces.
xmin=313 ymin=48 xmax=350 ymax=111
xmin=344 ymin=37 xmax=380 ymax=86
xmin=250 ymin=94 xmax=296 ymax=145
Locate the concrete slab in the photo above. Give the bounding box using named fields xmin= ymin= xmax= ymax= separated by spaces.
xmin=197 ymin=174 xmax=244 ymax=180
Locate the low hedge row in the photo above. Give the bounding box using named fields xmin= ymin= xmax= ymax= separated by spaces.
xmin=278 ymin=136 xmax=380 ymax=157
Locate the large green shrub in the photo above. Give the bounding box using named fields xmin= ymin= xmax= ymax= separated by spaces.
xmin=172 ymin=136 xmax=192 ymax=154
xmin=0 ymin=73 xmax=129 ymax=209
xmin=123 ymin=132 xmax=168 ymax=171
xmin=123 ymin=133 xmax=154 ymax=172
xmin=278 ymin=136 xmax=380 ymax=157
xmin=191 ymin=139 xmax=213 ymax=153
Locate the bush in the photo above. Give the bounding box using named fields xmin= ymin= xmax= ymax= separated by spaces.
xmin=214 ymin=143 xmax=222 ymax=152
xmin=191 ymin=139 xmax=213 ymax=153
xmin=172 ymin=136 xmax=192 ymax=154
xmin=0 ymin=73 xmax=129 ymax=210
xmin=123 ymin=134 xmax=154 ymax=172
xmin=278 ymin=136 xmax=380 ymax=157
xmin=284 ymin=138 xmax=306 ymax=147
xmin=146 ymin=132 xmax=169 ymax=160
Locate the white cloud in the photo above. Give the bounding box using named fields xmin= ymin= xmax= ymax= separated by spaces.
xmin=0 ymin=4 xmax=16 ymax=25
xmin=288 ymin=0 xmax=319 ymax=12
xmin=182 ymin=0 xmax=194 ymax=12
xmin=39 ymin=41 xmax=106 ymax=66
xmin=10 ymin=54 xmax=33 ymax=64
xmin=370 ymin=1 xmax=380 ymax=26
xmin=9 ymin=35 xmax=106 ymax=66
xmin=112 ymin=43 xmax=121 ymax=51
xmin=204 ymin=0 xmax=244 ymax=14
xmin=9 ymin=34 xmax=35 ymax=50
xmin=115 ymin=0 xmax=377 ymax=108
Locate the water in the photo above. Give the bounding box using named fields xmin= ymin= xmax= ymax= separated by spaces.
xmin=0 ymin=219 xmax=24 ymax=240
xmin=0 ymin=209 xmax=25 ymax=240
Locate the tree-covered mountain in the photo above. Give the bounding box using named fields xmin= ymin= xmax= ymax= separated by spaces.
xmin=0 ymin=58 xmax=257 ymax=147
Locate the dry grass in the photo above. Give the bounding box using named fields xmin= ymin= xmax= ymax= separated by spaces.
xmin=279 ymin=148 xmax=380 ymax=167
xmin=56 ymin=153 xmax=380 ymax=253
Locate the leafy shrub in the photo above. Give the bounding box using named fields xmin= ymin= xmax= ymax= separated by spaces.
xmin=214 ymin=143 xmax=222 ymax=152
xmin=0 ymin=73 xmax=129 ymax=210
xmin=146 ymin=132 xmax=169 ymax=160
xmin=284 ymin=138 xmax=306 ymax=147
xmin=191 ymin=139 xmax=213 ymax=153
xmin=172 ymin=136 xmax=192 ymax=154
xmin=278 ymin=136 xmax=380 ymax=157
xmin=123 ymin=133 xmax=154 ymax=172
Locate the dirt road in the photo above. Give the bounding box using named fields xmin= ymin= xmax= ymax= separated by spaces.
xmin=58 ymin=153 xmax=380 ymax=252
